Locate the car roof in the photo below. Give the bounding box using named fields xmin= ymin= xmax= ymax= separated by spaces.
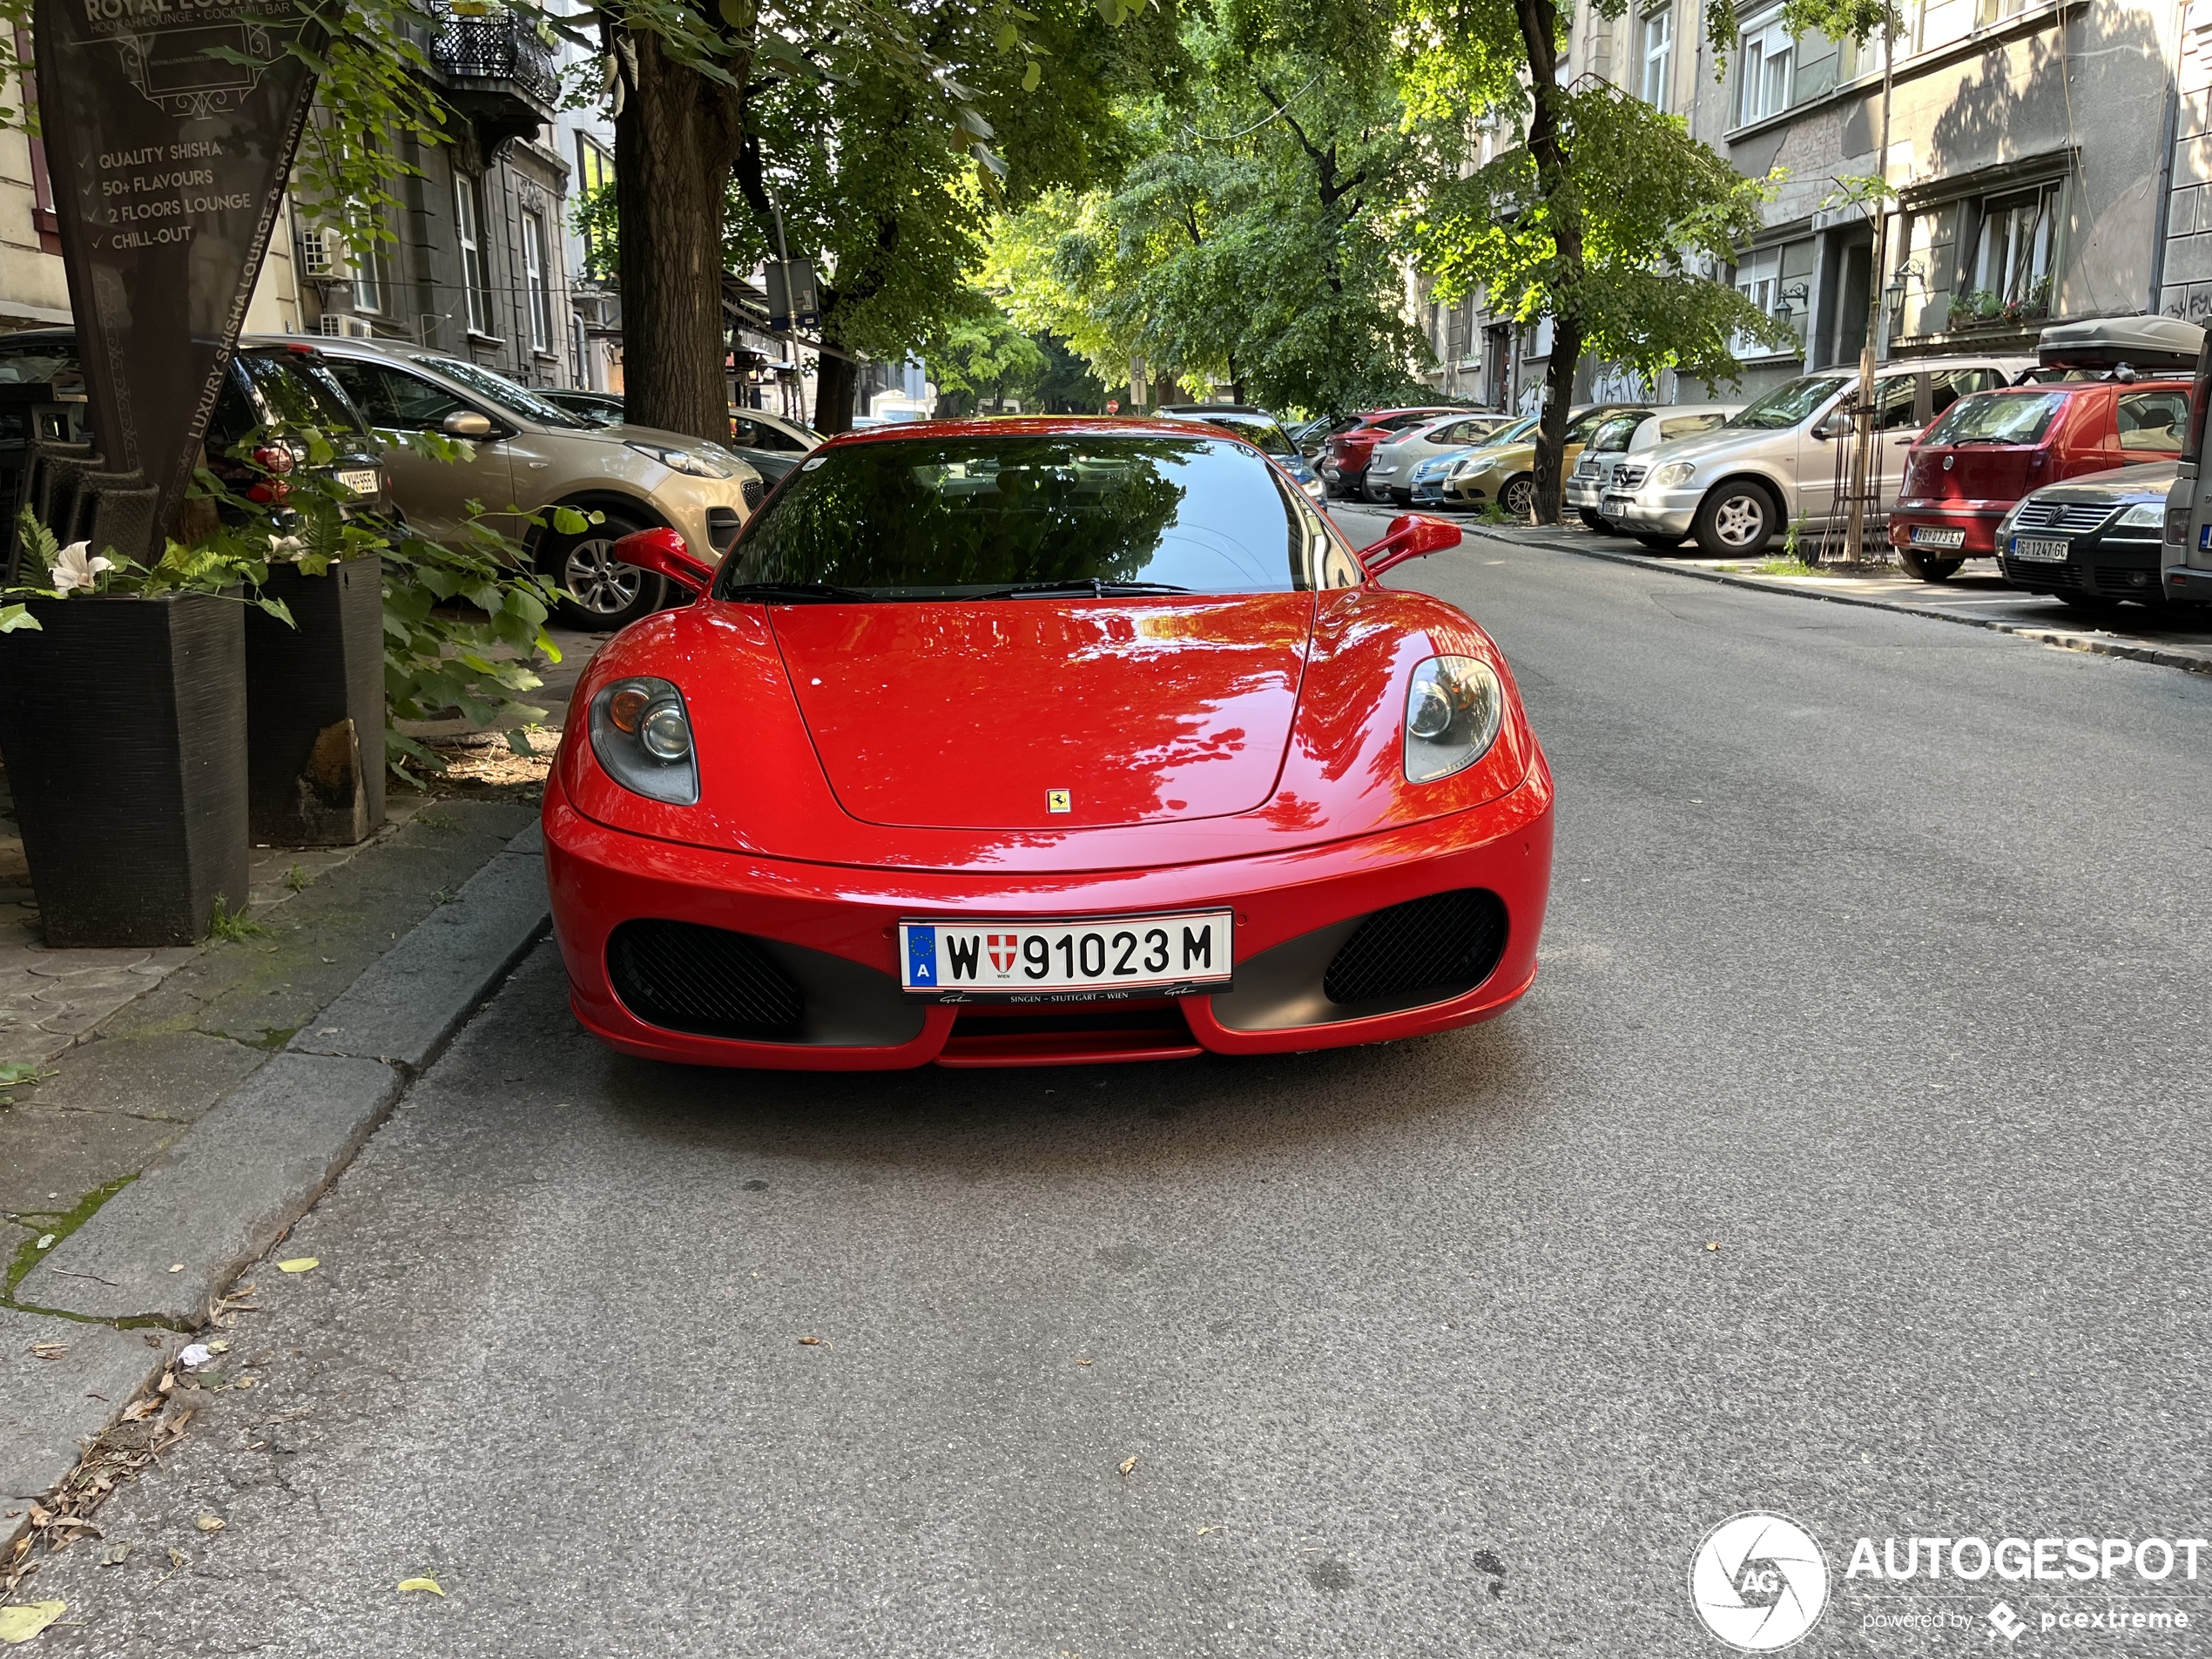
xmin=823 ymin=415 xmax=1269 ymax=448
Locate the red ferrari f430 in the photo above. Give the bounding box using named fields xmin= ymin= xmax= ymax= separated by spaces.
xmin=543 ymin=418 xmax=1554 ymax=1069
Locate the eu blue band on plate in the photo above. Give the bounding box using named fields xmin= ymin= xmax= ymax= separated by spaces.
xmin=2200 ymin=523 xmax=2212 ymax=550
xmin=906 ymin=927 xmax=938 ymax=986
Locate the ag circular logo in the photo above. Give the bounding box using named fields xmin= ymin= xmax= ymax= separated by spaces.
xmin=1689 ymin=1512 xmax=1830 ymax=1651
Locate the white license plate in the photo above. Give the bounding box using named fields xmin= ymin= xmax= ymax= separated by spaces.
xmin=1602 ymin=495 xmax=1632 ymax=516
xmin=339 ymin=468 xmax=381 ymax=496
xmin=900 ymin=912 xmax=1232 ymax=1000
xmin=1911 ymin=526 xmax=1966 ymax=549
xmin=2011 ymin=536 xmax=2069 ymax=563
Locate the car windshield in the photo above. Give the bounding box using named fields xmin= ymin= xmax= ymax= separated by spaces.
xmin=1185 ymin=412 xmax=1297 ymax=455
xmin=0 ymin=341 xmax=84 ymax=396
xmin=414 ymin=356 xmax=596 ymax=428
xmin=1484 ymin=415 xmax=1539 ymax=447
xmin=725 ymin=433 xmax=1302 ymax=599
xmin=239 ymin=354 xmax=368 ymax=433
xmin=1730 ymin=374 xmax=1850 ymax=429
xmin=1584 ymin=412 xmax=1644 ymax=452
xmin=1920 ymin=390 xmax=2067 ymax=447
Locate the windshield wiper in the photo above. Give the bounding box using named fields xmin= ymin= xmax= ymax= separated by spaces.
xmin=984 ymin=577 xmax=1193 ymax=599
xmin=722 ymin=581 xmax=875 ymax=604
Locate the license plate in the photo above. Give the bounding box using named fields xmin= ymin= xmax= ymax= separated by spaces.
xmin=339 ymin=468 xmax=381 ymax=496
xmin=899 ymin=912 xmax=1232 ymax=1001
xmin=1911 ymin=526 xmax=1966 ymax=549
xmin=2011 ymin=536 xmax=2068 ymax=563
xmin=1602 ymin=495 xmax=1631 ymax=516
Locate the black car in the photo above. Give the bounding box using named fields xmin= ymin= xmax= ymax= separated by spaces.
xmin=1996 ymin=460 xmax=2177 ymax=611
xmin=0 ymin=330 xmax=393 ymax=535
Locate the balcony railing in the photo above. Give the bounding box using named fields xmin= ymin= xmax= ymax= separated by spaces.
xmin=432 ymin=6 xmax=558 ymax=110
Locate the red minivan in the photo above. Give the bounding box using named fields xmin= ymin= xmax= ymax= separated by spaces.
xmin=1889 ymin=378 xmax=2191 ymax=579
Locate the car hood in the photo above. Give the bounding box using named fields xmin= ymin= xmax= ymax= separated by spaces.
xmin=770 ymin=594 xmax=1314 ymax=832
xmin=1638 ymin=421 xmax=1798 ymax=470
xmin=2024 ymin=459 xmax=2182 ymax=504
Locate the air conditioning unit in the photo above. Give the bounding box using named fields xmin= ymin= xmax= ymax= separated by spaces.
xmin=317 ymin=314 xmax=375 ymax=339
xmin=298 ymin=227 xmax=338 ymax=280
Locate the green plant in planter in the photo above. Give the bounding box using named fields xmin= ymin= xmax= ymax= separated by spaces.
xmin=5 ymin=509 xmax=300 ymax=621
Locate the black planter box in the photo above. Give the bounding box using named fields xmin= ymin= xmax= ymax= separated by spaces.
xmin=244 ymin=555 xmax=386 ymax=846
xmin=0 ymin=591 xmax=247 ymax=947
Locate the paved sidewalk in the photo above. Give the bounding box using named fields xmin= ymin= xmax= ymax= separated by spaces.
xmin=1447 ymin=516 xmax=2212 ymax=675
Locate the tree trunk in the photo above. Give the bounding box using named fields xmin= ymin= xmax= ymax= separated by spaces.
xmin=614 ymin=32 xmax=745 ymax=445
xmin=1514 ymin=0 xmax=1584 ymax=525
xmin=813 ymin=336 xmax=860 ymax=433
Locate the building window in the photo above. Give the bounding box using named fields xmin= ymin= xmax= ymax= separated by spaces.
xmin=1736 ymin=12 xmax=1794 ymax=125
xmin=455 ymin=172 xmax=490 ymax=337
xmin=523 ymin=209 xmax=552 ymax=354
xmin=1640 ymin=6 xmax=1673 ymax=111
xmin=1969 ymin=183 xmax=2060 ymax=310
xmin=347 ymin=212 xmax=385 ymax=315
xmin=575 ymin=133 xmax=614 ymax=271
xmin=1730 ymin=247 xmax=1784 ymax=355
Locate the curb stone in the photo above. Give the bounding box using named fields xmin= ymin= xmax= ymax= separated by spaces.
xmin=1460 ymin=523 xmax=2212 ymax=677
xmin=1 ymin=819 xmax=549 ymax=1523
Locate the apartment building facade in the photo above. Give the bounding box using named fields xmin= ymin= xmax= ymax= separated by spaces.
xmin=1420 ymin=0 xmax=2193 ymax=408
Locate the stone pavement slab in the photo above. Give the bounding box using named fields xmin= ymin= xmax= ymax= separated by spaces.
xmin=0 ymin=1311 xmax=179 ymax=1507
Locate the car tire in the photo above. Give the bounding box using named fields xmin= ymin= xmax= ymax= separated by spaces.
xmin=1635 ymin=533 xmax=1686 ymax=551
xmin=1577 ymin=507 xmax=1616 ymax=534
xmin=1898 ymin=546 xmax=1963 ymax=582
xmin=1692 ymin=480 xmax=1777 ymax=556
xmin=1500 ymin=475 xmax=1535 ymax=520
xmin=546 ymin=511 xmax=669 ymax=631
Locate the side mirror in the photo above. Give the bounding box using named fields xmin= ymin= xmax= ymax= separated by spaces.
xmin=1812 ymin=413 xmax=1849 ymax=442
xmin=442 ymin=410 xmax=496 ymax=439
xmin=609 ymin=525 xmax=716 ymax=597
xmin=1362 ymin=512 xmax=1463 ymax=578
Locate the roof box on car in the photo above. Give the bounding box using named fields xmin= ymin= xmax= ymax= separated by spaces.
xmin=2036 ymin=314 xmax=2205 ymax=373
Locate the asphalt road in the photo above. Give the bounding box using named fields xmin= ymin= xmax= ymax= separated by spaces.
xmin=25 ymin=516 xmax=2212 ymax=1656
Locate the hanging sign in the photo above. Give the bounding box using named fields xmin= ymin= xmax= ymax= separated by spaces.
xmin=31 ymin=0 xmax=323 ymax=523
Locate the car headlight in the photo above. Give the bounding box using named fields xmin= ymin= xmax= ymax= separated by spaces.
xmin=1302 ymin=475 xmax=1325 ymax=499
xmin=2118 ymin=502 xmax=2163 ymax=528
xmin=1450 ymin=456 xmax=1488 ymax=480
xmin=1651 ymin=462 xmax=1696 ymax=488
xmin=589 ymin=676 xmax=698 ymax=804
xmin=627 ymin=440 xmax=737 ymax=479
xmin=1996 ymin=503 xmax=2024 ymax=541
xmin=1404 ymin=655 xmax=1504 ymax=783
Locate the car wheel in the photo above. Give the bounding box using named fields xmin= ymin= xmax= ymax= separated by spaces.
xmin=1693 ymin=481 xmax=1777 ymax=556
xmin=1635 ymin=533 xmax=1686 ymax=551
xmin=1500 ymin=475 xmax=1535 ymax=519
xmin=1577 ymin=507 xmax=1616 ymax=534
xmin=1898 ymin=546 xmax=1963 ymax=582
xmin=548 ymin=513 xmax=669 ymax=631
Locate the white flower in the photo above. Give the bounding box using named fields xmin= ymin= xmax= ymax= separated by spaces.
xmin=51 ymin=540 xmax=112 ymax=594
xmin=267 ymin=534 xmax=308 ymax=563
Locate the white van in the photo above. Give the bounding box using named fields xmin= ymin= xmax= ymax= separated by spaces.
xmin=1604 ymin=357 xmax=2031 ymax=555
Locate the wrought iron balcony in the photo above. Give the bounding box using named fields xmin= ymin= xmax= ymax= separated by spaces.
xmin=431 ymin=5 xmax=559 ymax=149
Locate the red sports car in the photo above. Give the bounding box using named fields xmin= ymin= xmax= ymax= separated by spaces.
xmin=543 ymin=417 xmax=1554 ymax=1069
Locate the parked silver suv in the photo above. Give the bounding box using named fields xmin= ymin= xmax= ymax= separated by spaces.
xmin=260 ymin=334 xmax=760 ymax=627
xmin=1603 ymin=356 xmax=2030 ymax=555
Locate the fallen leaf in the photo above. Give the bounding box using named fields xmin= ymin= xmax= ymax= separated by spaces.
xmin=166 ymin=1548 xmax=188 ymax=1568
xmin=25 ymin=1505 xmax=50 ymax=1529
xmin=1706 ymin=1242 xmax=1722 ymax=1252
xmin=276 ymin=1258 xmax=318 ymax=1274
xmin=206 ymin=1340 xmax=228 ymax=1354
xmin=1118 ymin=1456 xmax=1137 ymax=1478
xmin=0 ymin=1600 xmax=65 ymax=1644
xmin=120 ymin=1398 xmax=159 ymax=1422
xmin=32 ymin=1234 xmax=52 ymax=1251
xmin=167 ymin=1264 xmax=184 ymax=1273
xmin=99 ymin=1541 xmax=132 ymax=1568
xmin=1077 ymin=1359 xmax=1092 ymax=1366
xmin=1197 ymin=1526 xmax=1219 ymax=1535
xmin=396 ymin=1577 xmax=445 ymax=1596
xmin=194 ymin=1515 xmax=225 ymax=1533
xmin=29 ymin=1342 xmax=66 ymax=1360
xmin=141 ymin=1332 xmax=163 ymax=1347
xmin=798 ymin=1336 xmax=821 ymax=1346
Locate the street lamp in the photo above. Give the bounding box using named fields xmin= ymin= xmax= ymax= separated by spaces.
xmin=1775 ymin=282 xmax=1811 ymax=325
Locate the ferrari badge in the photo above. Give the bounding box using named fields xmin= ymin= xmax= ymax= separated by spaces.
xmin=1047 ymin=789 xmax=1071 ymax=813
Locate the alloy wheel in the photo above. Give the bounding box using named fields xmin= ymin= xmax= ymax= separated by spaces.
xmin=563 ymin=537 xmax=645 ymax=616
xmin=1711 ymin=491 xmax=1767 ymax=549
xmin=1501 ymin=476 xmax=1534 ymax=519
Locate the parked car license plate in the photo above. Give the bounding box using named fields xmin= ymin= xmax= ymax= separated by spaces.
xmin=2011 ymin=536 xmax=2069 ymax=563
xmin=339 ymin=468 xmax=381 ymax=496
xmin=899 ymin=912 xmax=1232 ymax=999
xmin=1910 ymin=526 xmax=1966 ymax=549
xmin=1602 ymin=495 xmax=1632 ymax=516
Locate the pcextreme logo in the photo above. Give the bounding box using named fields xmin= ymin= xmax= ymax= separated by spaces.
xmin=1690 ymin=1512 xmax=1831 ymax=1652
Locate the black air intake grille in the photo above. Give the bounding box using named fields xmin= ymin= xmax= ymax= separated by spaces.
xmin=740 ymin=477 xmax=765 ymax=512
xmin=607 ymin=919 xmax=804 ymax=1040
xmin=709 ymin=504 xmax=746 ymax=551
xmin=1323 ymin=889 xmax=1508 ymax=1007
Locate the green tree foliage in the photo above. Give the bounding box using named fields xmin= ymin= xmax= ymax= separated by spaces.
xmin=927 ymin=293 xmax=1049 ymax=413
xmin=990 ymin=0 xmax=1436 ymax=415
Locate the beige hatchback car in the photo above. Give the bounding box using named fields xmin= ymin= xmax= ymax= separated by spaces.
xmin=256 ymin=334 xmax=759 ymax=628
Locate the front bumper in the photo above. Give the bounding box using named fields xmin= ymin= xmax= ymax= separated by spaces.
xmin=543 ymin=772 xmax=1554 ymax=1069
xmin=1565 ymin=477 xmax=1603 ymax=509
xmin=1999 ymin=532 xmax=2165 ymax=603
xmin=1607 ymin=491 xmax=1699 ymax=536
